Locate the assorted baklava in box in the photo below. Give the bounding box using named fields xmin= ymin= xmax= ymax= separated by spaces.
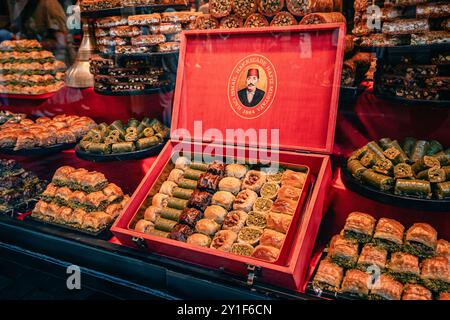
xmin=309 ymin=211 xmax=449 ymax=300
xmin=346 ymin=137 xmax=450 ymax=200
xmin=132 ymin=156 xmax=309 ymax=263
xmin=194 ymin=0 xmax=345 ymax=30
xmin=77 ymin=117 xmax=169 ymax=155
xmin=354 ymin=0 xmax=450 ymax=46
xmin=0 ymin=115 xmax=97 ymax=151
xmin=0 ymin=40 xmax=65 ymax=95
xmin=0 ymin=159 xmax=47 ymax=216
xmin=32 ymin=166 xmax=129 ymax=234
xmin=376 ymin=51 xmax=450 ymax=102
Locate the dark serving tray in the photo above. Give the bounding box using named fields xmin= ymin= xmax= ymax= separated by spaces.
xmin=99 ymin=51 xmax=179 ymax=61
xmin=81 ymin=4 xmax=189 ymax=18
xmin=341 ymin=162 xmax=450 ymax=212
xmin=74 ymin=141 xmax=165 ymax=162
xmin=0 ymin=199 xmax=38 ymax=218
xmin=24 ymin=214 xmax=113 ymax=240
xmin=0 ymin=142 xmax=77 ymax=156
xmin=93 ymin=83 xmax=174 ymax=96
xmin=305 ymin=249 xmax=368 ymax=300
xmin=373 ymin=86 xmax=450 ymax=108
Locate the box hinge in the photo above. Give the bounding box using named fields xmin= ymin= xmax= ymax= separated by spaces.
xmin=132 ymin=237 xmax=147 ymax=250
xmin=246 ymin=264 xmax=261 ymax=286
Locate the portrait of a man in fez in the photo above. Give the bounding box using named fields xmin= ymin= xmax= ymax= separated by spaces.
xmin=237 ymin=68 xmax=266 ymax=107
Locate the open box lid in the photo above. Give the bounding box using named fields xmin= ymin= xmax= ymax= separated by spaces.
xmin=171 ymin=24 xmax=346 ymax=154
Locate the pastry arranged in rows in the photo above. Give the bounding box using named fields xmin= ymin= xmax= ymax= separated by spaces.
xmin=134 ymin=156 xmax=309 ymax=263
xmin=32 ymin=166 xmax=129 ymax=233
xmin=77 ymin=117 xmax=169 ymax=155
xmin=0 ymin=115 xmax=97 ymax=150
xmin=0 ymin=159 xmax=48 ymax=215
xmin=309 ymin=211 xmax=450 ymax=300
xmin=347 ymin=137 xmax=450 ymax=200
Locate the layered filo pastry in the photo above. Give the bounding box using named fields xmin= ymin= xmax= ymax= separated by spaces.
xmin=186 ymin=233 xmax=212 ymax=247
xmin=281 ymin=169 xmax=306 ymax=189
xmin=197 ymin=172 xmax=221 ymax=194
xmin=312 ymin=259 xmax=344 ymax=293
xmin=241 ymin=170 xmax=266 ymax=193
xmin=420 ymin=256 xmax=450 ymax=293
xmin=218 ymin=177 xmax=241 ymax=195
xmin=387 ymin=252 xmax=421 ymax=284
xmin=204 ymin=205 xmax=228 ymax=223
xmin=271 ymin=198 xmax=297 ymax=215
xmin=402 ymin=284 xmax=433 ymax=300
xmin=403 ymin=223 xmax=437 ymax=258
xmin=211 ymin=191 xmax=235 ymax=211
xmin=356 ymin=243 xmax=388 ymax=271
xmin=222 ymin=210 xmax=248 ymax=233
xmin=372 ymin=218 xmax=405 ymax=252
xmin=233 ymin=189 xmax=258 ymax=212
xmin=252 ymin=245 xmax=280 ymax=262
xmin=343 ymin=212 xmax=376 ymax=243
xmin=439 ymin=292 xmax=450 ymax=300
xmin=436 ymin=239 xmax=450 ymax=262
xmin=210 ymin=230 xmax=238 ymax=252
xmin=327 ymin=234 xmax=359 ymax=269
xmin=225 ymin=163 xmax=248 ymax=179
xmin=369 ymin=274 xmax=403 ymax=300
xmin=341 ymin=269 xmax=371 ymax=298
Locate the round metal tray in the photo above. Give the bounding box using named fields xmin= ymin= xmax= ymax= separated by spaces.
xmin=0 ymin=143 xmax=77 ymax=156
xmin=341 ymin=162 xmax=450 ymax=212
xmin=74 ymin=142 xmax=165 ymax=162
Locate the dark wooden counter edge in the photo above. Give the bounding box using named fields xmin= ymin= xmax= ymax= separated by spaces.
xmin=0 ymin=215 xmax=319 ymax=300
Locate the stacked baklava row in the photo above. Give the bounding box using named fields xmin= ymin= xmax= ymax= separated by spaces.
xmin=32 ymin=166 xmax=129 ymax=233
xmin=311 ymin=211 xmax=450 ymax=300
xmin=134 ymin=157 xmax=308 ymax=263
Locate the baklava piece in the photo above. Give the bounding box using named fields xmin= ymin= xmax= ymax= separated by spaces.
xmin=343 ymin=212 xmax=376 ymax=243
xmin=372 ymin=218 xmax=404 ymax=252
xmin=327 ymin=234 xmax=359 ymax=269
xmin=404 ymin=223 xmax=437 ymax=258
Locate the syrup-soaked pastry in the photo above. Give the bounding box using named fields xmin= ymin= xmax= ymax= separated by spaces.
xmin=233 ymin=189 xmax=258 ymax=212
xmin=95 ymin=16 xmax=128 ymax=28
xmin=211 ymin=191 xmax=235 ymax=211
xmin=179 ymin=207 xmax=203 ymax=228
xmin=210 ymin=229 xmax=237 ymax=252
xmin=218 ymin=177 xmax=241 ymax=195
xmin=152 ymin=193 xmax=169 ymax=208
xmin=260 ymin=228 xmax=285 ymax=249
xmin=253 ymin=197 xmax=273 ymax=213
xmin=388 ymin=252 xmax=420 ymax=284
xmin=244 ymin=13 xmax=269 ymax=28
xmin=237 ymin=226 xmax=263 ymax=246
xmin=225 ymin=163 xmax=248 ymax=179
xmin=195 ymin=218 xmax=221 ymax=236
xmin=271 ymin=198 xmax=297 ymax=215
xmin=197 ymin=172 xmax=221 ymax=193
xmin=439 ymin=292 xmax=450 ymax=300
xmin=135 ymin=219 xmax=154 ymax=233
xmin=402 ymin=284 xmax=432 ymax=300
xmin=281 ymin=169 xmax=306 ymax=189
xmin=210 ymin=0 xmax=233 ymax=18
xmin=159 ymin=181 xmax=178 ymax=196
xmin=277 ymin=185 xmax=301 ymax=201
xmin=416 ymin=2 xmax=450 ymax=18
xmin=150 ymin=23 xmax=182 ymax=35
xmin=187 ymin=233 xmax=212 ymax=247
xmin=131 ymin=34 xmax=166 ymax=46
xmin=436 ymin=239 xmax=450 ymax=262
xmin=109 ymin=26 xmax=141 ymax=37
xmin=341 ymin=269 xmax=370 ymax=298
xmin=369 ymin=275 xmax=403 ymax=300
xmin=195 ymin=15 xmax=219 ymax=30
xmin=357 ymin=243 xmax=388 ymax=271
xmin=187 ymin=190 xmax=212 ymax=212
xmin=411 ymin=31 xmax=450 ymax=45
xmin=169 ymin=224 xmax=194 ymax=242
xmin=158 ymin=42 xmax=180 ymax=52
xmin=372 ymin=218 xmax=404 ymax=252
xmin=270 ymin=12 xmax=297 ymax=27
xmin=144 ymin=206 xmax=161 ymax=223
xmin=359 ymin=34 xmax=406 ymax=47
xmin=266 ymin=211 xmax=292 ymax=234
xmin=207 ymin=161 xmax=225 ymax=176
xmin=220 ymin=15 xmax=243 ymax=28
xmin=82 ymin=212 xmax=113 ymax=231
xmin=312 ymin=259 xmax=344 ymax=292
xmin=232 ymin=0 xmax=258 ymax=20
xmin=258 ymin=0 xmax=284 ymax=17
xmin=204 ymin=205 xmax=228 ymax=223
xmin=246 ymin=211 xmax=268 ymax=229
xmin=299 ymin=12 xmax=346 ymax=25
xmin=128 ymin=13 xmax=161 ymax=26
xmin=327 ymin=234 xmax=359 ymax=269
xmin=252 ymin=245 xmax=280 ymax=262
xmin=404 ymin=223 xmax=437 ymax=258
xmin=343 ymin=212 xmax=376 ymax=243
xmin=168 ymin=169 xmax=184 ymax=184
xmin=260 ymin=182 xmax=279 ymax=200
xmin=420 ymin=256 xmax=450 ymax=293
xmin=222 ymin=210 xmax=248 ymax=233
xmin=382 ymin=19 xmax=429 ymax=35
xmin=175 ymin=156 xmax=191 ymax=171
xmin=287 ymin=0 xmax=334 ymax=17
xmin=231 ymin=243 xmax=255 ymax=256
xmin=242 ymin=170 xmax=266 ymax=193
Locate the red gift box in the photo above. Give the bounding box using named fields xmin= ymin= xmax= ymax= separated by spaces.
xmin=112 ymin=24 xmax=346 ymax=290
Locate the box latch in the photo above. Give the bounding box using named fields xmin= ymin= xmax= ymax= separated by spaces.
xmin=246 ymin=264 xmax=261 ymax=286
xmin=132 ymin=237 xmax=147 ymax=250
